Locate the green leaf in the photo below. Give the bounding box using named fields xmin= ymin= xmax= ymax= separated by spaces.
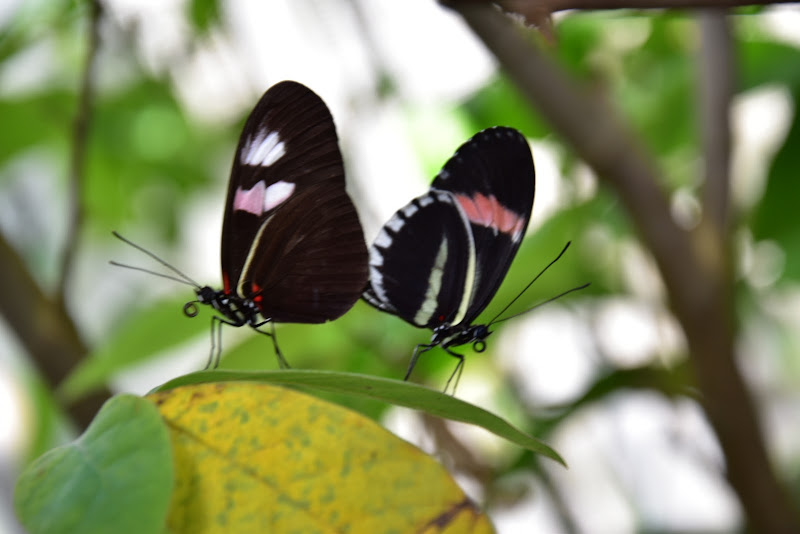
xmin=461 ymin=75 xmax=548 ymax=138
xmin=188 ymin=0 xmax=221 ymax=34
xmin=85 ymin=79 xmax=227 ymax=233
xmin=752 ymin=90 xmax=800 ymax=282
xmin=0 ymin=93 xmax=72 ymax=167
xmin=739 ymin=39 xmax=800 ymax=91
xmin=14 ymin=394 xmax=173 ymax=534
xmin=152 ymin=369 xmax=566 ymax=466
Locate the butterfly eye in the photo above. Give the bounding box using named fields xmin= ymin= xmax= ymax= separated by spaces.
xmin=183 ymin=302 xmax=199 ymax=318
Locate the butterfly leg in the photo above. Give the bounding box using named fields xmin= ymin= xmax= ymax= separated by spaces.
xmin=252 ymin=321 xmax=291 ymax=369
xmin=405 ymin=343 xmax=436 ymax=381
xmin=442 ymin=347 xmax=465 ymax=395
xmin=268 ymin=322 xmax=291 ymax=369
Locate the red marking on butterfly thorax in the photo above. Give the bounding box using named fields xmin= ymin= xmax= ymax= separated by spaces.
xmin=223 ymin=272 xmax=232 ymax=294
xmin=251 ymin=282 xmax=263 ymax=303
xmin=454 ymin=193 xmax=525 ymax=240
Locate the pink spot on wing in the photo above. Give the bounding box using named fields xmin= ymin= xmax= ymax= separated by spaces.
xmin=233 ymin=182 xmax=266 ymax=215
xmin=455 ymin=193 xmax=526 ymax=241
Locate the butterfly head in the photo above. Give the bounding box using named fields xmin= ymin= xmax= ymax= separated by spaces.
xmin=432 ymin=322 xmax=492 ymax=352
xmin=183 ymin=286 xmax=217 ymax=318
xmin=468 ymin=324 xmax=491 ymax=352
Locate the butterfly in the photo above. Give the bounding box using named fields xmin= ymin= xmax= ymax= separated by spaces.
xmin=114 ymin=81 xmax=369 ymax=368
xmin=363 ymin=126 xmax=537 ymax=388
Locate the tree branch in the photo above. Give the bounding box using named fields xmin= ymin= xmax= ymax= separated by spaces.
xmin=0 ymin=234 xmax=110 ymax=430
xmin=698 ymin=10 xmax=733 ymax=231
xmin=534 ymin=0 xmax=796 ymax=10
xmin=57 ymin=0 xmax=102 ymax=303
xmin=447 ymin=0 xmax=795 ymax=18
xmin=446 ymin=4 xmax=800 ymax=532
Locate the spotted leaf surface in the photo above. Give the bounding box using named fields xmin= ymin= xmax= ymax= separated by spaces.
xmin=149 ymin=382 xmax=494 ymax=534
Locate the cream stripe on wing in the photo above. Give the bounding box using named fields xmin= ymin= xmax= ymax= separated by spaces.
xmin=413 ymin=236 xmax=448 ymax=326
xmin=436 ymin=190 xmax=476 ymax=326
xmin=237 ymin=215 xmax=274 ymax=296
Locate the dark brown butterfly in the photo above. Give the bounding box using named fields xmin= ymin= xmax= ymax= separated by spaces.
xmin=114 ymin=81 xmax=368 ymax=368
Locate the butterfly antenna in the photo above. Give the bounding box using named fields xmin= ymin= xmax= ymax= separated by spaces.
xmin=487 ymin=241 xmax=573 ymax=325
xmin=111 ymin=231 xmax=202 ymax=288
xmin=108 ymin=261 xmax=197 ymax=287
xmin=490 ymin=282 xmax=590 ymax=325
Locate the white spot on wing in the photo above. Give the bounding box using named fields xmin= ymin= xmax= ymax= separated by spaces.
xmin=401 ymin=203 xmax=419 ymax=218
xmin=263 ymin=181 xmax=295 ymax=211
xmin=241 ymin=129 xmax=286 ymax=167
xmin=374 ymin=228 xmax=392 ymax=248
xmin=369 ymin=246 xmax=384 ymax=267
xmin=368 ymin=265 xmax=388 ymax=303
xmin=418 ymin=195 xmax=434 ymax=207
xmin=233 ymin=180 xmax=294 ymax=215
xmin=386 ymin=215 xmax=404 ymax=233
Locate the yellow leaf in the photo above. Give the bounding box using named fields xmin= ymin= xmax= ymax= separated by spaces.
xmin=148 ymin=382 xmax=494 ymax=534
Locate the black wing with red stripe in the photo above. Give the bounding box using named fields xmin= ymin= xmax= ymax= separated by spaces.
xmin=364 ymin=126 xmax=535 ymax=331
xmin=431 ymin=127 xmax=535 ymax=325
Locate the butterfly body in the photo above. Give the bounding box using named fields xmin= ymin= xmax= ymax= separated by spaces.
xmin=193 ymin=286 xmax=260 ymax=328
xmin=364 ymin=126 xmax=535 ymax=384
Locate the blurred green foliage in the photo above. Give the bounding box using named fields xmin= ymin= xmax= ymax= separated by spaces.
xmin=3 ymin=3 xmax=800 ymax=530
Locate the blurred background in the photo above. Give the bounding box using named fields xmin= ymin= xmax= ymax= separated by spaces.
xmin=2 ymin=0 xmax=800 ymax=532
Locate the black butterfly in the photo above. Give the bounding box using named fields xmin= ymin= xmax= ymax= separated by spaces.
xmin=363 ymin=126 xmax=536 ymax=387
xmin=115 ymin=81 xmax=369 ymax=368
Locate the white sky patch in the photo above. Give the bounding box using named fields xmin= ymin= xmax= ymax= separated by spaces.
xmin=760 ymin=5 xmax=800 ymax=47
xmin=497 ymin=306 xmax=596 ymax=405
xmin=595 ymin=298 xmax=667 ymax=367
xmin=731 ymin=85 xmax=793 ymax=213
xmin=526 ymin=139 xmax=564 ymax=233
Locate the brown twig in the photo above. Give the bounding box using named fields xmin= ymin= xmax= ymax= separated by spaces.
xmin=534 ymin=0 xmax=795 ymax=10
xmin=447 ymin=0 xmax=795 ymax=19
xmin=0 ymin=234 xmax=110 ymax=430
xmin=698 ymin=10 xmax=733 ymax=231
xmin=57 ymin=0 xmax=102 ymax=303
xmin=446 ymin=3 xmax=800 ymax=532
